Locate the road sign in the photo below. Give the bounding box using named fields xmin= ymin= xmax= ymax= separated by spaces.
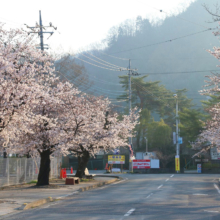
xmin=175 ymin=155 xmax=180 ymax=171
xmin=197 ymin=164 xmax=202 ymax=173
xmin=108 ymin=155 xmax=125 ymax=164
xmin=178 ymin=137 xmax=183 ymax=144
xmin=133 ymin=160 xmax=150 ymax=169
xmin=210 ymin=147 xmax=220 ymax=160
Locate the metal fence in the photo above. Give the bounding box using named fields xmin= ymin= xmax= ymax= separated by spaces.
xmin=0 ymin=157 xmax=61 ymax=187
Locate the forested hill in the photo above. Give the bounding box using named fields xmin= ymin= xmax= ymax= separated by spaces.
xmin=76 ymin=0 xmax=220 ymax=109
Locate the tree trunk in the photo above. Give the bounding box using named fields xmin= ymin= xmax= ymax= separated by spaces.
xmin=3 ymin=151 xmax=7 ymax=177
xmin=3 ymin=152 xmax=7 ymax=158
xmin=37 ymin=149 xmax=51 ymax=186
xmin=75 ymin=150 xmax=90 ymax=178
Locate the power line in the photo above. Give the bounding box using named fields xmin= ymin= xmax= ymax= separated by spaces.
xmin=88 ymin=85 xmax=126 ymax=94
xmin=84 ymin=51 xmax=128 ymax=70
xmin=0 ymin=17 xmax=23 ymax=26
xmin=97 ymin=50 xmax=129 ymax=60
xmin=110 ymin=28 xmax=215 ymax=54
xmin=139 ymin=69 xmax=219 ymax=75
xmin=80 ymin=52 xmax=126 ymax=70
xmin=57 ymin=61 xmax=124 ymax=86
xmin=74 ymin=56 xmax=123 ymax=72
xmin=90 ymin=75 xmax=123 ymax=86
xmin=130 ymin=55 xmax=214 ymax=61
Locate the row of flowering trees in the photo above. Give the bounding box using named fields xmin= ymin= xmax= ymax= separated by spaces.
xmin=0 ymin=24 xmax=139 ymax=185
xmin=194 ymin=25 xmax=220 ymax=153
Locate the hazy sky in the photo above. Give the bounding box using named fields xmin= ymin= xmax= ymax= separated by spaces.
xmin=1 ymin=0 xmax=196 ymax=53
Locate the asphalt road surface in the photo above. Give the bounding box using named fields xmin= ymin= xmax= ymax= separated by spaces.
xmin=2 ymin=174 xmax=220 ymax=220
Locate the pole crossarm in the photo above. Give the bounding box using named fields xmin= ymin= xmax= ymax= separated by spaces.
xmin=25 ymin=10 xmax=57 ymax=51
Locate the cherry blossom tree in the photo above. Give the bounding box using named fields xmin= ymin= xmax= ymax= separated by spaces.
xmin=194 ymin=24 xmax=220 ymax=151
xmin=195 ymin=104 xmax=220 ymax=149
xmin=0 ymin=23 xmax=66 ymax=185
xmin=8 ymin=81 xmax=82 ymax=185
xmin=65 ymin=95 xmax=139 ymax=178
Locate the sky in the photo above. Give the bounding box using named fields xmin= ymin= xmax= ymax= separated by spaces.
xmin=0 ymin=0 xmax=197 ymax=54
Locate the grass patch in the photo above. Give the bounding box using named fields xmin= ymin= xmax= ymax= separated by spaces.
xmin=27 ymin=180 xmax=37 ymax=184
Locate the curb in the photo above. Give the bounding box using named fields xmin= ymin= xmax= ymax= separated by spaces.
xmin=19 ymin=197 xmax=54 ymax=210
xmin=19 ymin=177 xmax=120 ymax=210
xmin=79 ymin=178 xmax=118 ymax=192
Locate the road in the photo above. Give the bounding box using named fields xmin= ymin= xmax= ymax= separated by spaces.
xmin=2 ymin=174 xmax=220 ymax=220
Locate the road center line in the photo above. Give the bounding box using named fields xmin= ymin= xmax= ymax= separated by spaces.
xmin=124 ymin=208 xmax=135 ymax=217
xmin=165 ymin=178 xmax=169 ymax=182
xmin=158 ymin=184 xmax=163 ymax=189
xmin=204 ymin=210 xmax=219 ymax=213
xmin=170 ymin=174 xmax=174 ymax=178
xmin=214 ymin=183 xmax=220 ymax=194
xmin=146 ymin=193 xmax=153 ymax=198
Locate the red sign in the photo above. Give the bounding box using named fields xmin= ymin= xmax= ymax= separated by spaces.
xmin=133 ymin=160 xmax=151 ymax=169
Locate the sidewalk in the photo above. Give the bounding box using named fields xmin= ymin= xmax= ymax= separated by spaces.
xmin=0 ymin=176 xmax=118 ymax=217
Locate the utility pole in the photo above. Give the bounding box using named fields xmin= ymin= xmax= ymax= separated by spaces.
xmin=128 ymin=59 xmax=132 ymax=145
xmin=174 ymin=94 xmax=180 ymax=173
xmin=176 ymin=97 xmax=179 ymax=156
xmin=127 ymin=59 xmax=139 ymax=172
xmin=25 ymin=10 xmax=57 ymax=51
xmin=39 ymin=10 xmax=44 ymax=51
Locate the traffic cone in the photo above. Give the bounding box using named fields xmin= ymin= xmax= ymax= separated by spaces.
xmin=70 ymin=167 xmax=73 ymax=174
xmin=63 ymin=168 xmax=67 ymax=178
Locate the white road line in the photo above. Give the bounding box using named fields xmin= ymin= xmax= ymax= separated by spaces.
xmin=214 ymin=183 xmax=220 ymax=194
xmin=204 ymin=210 xmax=219 ymax=213
xmin=165 ymin=178 xmax=169 ymax=182
xmin=124 ymin=208 xmax=135 ymax=217
xmin=170 ymin=174 xmax=174 ymax=178
xmin=158 ymin=184 xmax=163 ymax=189
xmin=146 ymin=193 xmax=153 ymax=199
xmin=193 ymin=194 xmax=208 ymax=196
